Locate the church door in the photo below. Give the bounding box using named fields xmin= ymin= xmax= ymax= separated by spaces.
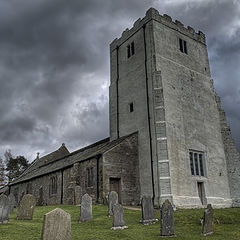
xmin=109 ymin=178 xmax=121 ymax=203
xmin=197 ymin=182 xmax=204 ymax=205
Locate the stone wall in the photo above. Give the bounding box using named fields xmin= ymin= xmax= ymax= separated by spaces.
xmin=216 ymin=94 xmax=240 ymax=207
xmin=10 ymin=170 xmax=63 ymax=206
xmin=103 ymin=133 xmax=140 ymax=205
xmin=153 ymin=17 xmax=231 ymax=208
xmin=109 ymin=7 xmax=233 ymax=208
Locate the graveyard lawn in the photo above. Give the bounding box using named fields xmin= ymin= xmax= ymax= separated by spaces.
xmin=0 ymin=205 xmax=240 ymax=240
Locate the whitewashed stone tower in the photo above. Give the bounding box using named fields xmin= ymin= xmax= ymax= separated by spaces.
xmin=110 ymin=8 xmax=236 ymax=208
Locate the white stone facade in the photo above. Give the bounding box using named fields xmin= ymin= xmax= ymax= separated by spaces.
xmin=110 ymin=8 xmax=238 ymax=208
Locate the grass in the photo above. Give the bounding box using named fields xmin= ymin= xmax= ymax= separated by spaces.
xmin=0 ymin=205 xmax=240 ymax=240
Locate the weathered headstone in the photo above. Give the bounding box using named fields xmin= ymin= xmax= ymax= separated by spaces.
xmin=8 ymin=193 xmax=16 ymax=213
xmin=41 ymin=208 xmax=71 ymax=240
xmin=79 ymin=193 xmax=92 ymax=222
xmin=160 ymin=199 xmax=174 ymax=236
xmin=202 ymin=204 xmax=214 ymax=236
xmin=108 ymin=191 xmax=118 ymax=216
xmin=17 ymin=194 xmax=36 ymax=220
xmin=140 ymin=196 xmax=158 ymax=225
xmin=0 ymin=194 xmax=10 ymax=224
xmin=74 ymin=186 xmax=82 ymax=205
xmin=111 ymin=203 xmax=128 ymax=230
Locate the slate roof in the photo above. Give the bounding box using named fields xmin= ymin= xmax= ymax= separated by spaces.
xmin=10 ymin=133 xmax=135 ymax=185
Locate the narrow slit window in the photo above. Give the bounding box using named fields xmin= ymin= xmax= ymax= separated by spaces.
xmin=131 ymin=42 xmax=135 ymax=55
xmin=87 ymin=167 xmax=94 ymax=187
xmin=199 ymin=154 xmax=204 ymax=176
xmin=194 ymin=153 xmax=199 ymax=176
xmin=189 ymin=152 xmax=194 ymax=175
xmin=184 ymin=40 xmax=188 ymax=54
xmin=179 ymin=39 xmax=183 ymax=53
xmin=127 ymin=41 xmax=135 ymax=58
xmin=129 ymin=102 xmax=134 ymax=112
xmin=127 ymin=45 xmax=131 ymax=58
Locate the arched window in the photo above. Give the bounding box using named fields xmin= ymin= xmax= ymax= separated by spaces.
xmin=49 ymin=176 xmax=58 ymax=196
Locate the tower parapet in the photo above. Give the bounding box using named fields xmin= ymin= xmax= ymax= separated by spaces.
xmin=110 ymin=7 xmax=206 ymax=52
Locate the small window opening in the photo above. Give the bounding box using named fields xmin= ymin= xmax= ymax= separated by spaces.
xmin=131 ymin=42 xmax=135 ymax=55
xmin=179 ymin=38 xmax=188 ymax=54
xmin=127 ymin=45 xmax=131 ymax=58
xmin=129 ymin=102 xmax=134 ymax=112
xmin=127 ymin=41 xmax=135 ymax=58
xmin=87 ymin=167 xmax=94 ymax=187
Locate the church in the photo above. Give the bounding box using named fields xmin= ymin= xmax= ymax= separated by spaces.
xmin=6 ymin=8 xmax=240 ymax=208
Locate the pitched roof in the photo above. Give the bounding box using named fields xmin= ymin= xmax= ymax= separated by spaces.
xmin=17 ymin=143 xmax=70 ymax=180
xmin=10 ymin=133 xmax=136 ymax=185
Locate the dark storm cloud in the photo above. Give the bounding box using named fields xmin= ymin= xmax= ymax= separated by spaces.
xmin=0 ymin=0 xmax=239 ymax=160
xmin=0 ymin=0 xmax=151 ymax=160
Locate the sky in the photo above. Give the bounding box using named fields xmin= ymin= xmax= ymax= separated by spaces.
xmin=0 ymin=0 xmax=239 ymax=161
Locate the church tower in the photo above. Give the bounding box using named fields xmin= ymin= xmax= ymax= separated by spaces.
xmin=109 ymin=8 xmax=232 ymax=207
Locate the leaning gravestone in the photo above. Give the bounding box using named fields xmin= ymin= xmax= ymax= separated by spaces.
xmin=160 ymin=199 xmax=174 ymax=236
xmin=0 ymin=194 xmax=10 ymax=224
xmin=108 ymin=191 xmax=118 ymax=216
xmin=202 ymin=204 xmax=214 ymax=236
xmin=17 ymin=194 xmax=36 ymax=220
xmin=111 ymin=203 xmax=128 ymax=230
xmin=140 ymin=195 xmax=158 ymax=225
xmin=79 ymin=193 xmax=92 ymax=222
xmin=74 ymin=186 xmax=82 ymax=205
xmin=8 ymin=193 xmax=16 ymax=213
xmin=41 ymin=208 xmax=71 ymax=240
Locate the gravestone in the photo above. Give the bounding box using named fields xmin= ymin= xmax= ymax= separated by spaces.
xmin=160 ymin=199 xmax=174 ymax=236
xmin=140 ymin=196 xmax=158 ymax=225
xmin=0 ymin=194 xmax=10 ymax=224
xmin=202 ymin=204 xmax=214 ymax=236
xmin=41 ymin=208 xmax=71 ymax=240
xmin=74 ymin=186 xmax=82 ymax=205
xmin=111 ymin=203 xmax=128 ymax=230
xmin=108 ymin=191 xmax=118 ymax=216
xmin=17 ymin=194 xmax=36 ymax=220
xmin=8 ymin=193 xmax=16 ymax=213
xmin=79 ymin=193 xmax=92 ymax=222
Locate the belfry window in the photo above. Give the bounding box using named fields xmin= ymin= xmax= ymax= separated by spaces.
xmin=179 ymin=38 xmax=188 ymax=54
xmin=127 ymin=41 xmax=135 ymax=58
xmin=189 ymin=151 xmax=206 ymax=177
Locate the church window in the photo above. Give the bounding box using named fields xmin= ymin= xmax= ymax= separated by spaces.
xmin=189 ymin=151 xmax=206 ymax=177
xmin=87 ymin=167 xmax=94 ymax=187
xmin=127 ymin=41 xmax=135 ymax=58
xmin=129 ymin=102 xmax=134 ymax=112
xmin=179 ymin=38 xmax=188 ymax=54
xmin=26 ymin=183 xmax=32 ymax=194
xmin=127 ymin=45 xmax=131 ymax=58
xmin=49 ymin=176 xmax=57 ymax=195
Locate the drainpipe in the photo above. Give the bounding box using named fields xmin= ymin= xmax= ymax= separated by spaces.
xmin=60 ymin=170 xmax=64 ymax=204
xmin=116 ymin=45 xmax=120 ymax=139
xmin=96 ymin=155 xmax=101 ymax=203
xmin=143 ymin=24 xmax=155 ymax=203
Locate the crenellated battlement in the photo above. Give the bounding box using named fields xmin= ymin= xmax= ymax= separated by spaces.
xmin=110 ymin=7 xmax=206 ymax=51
